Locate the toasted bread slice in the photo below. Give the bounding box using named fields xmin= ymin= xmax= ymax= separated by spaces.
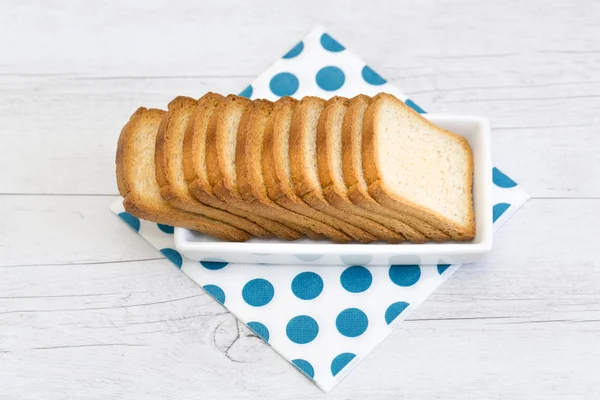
xmin=182 ymin=94 xmax=273 ymax=238
xmin=155 ymin=96 xmax=274 ymax=237
xmin=343 ymin=95 xmax=449 ymax=242
xmin=262 ymin=97 xmax=352 ymax=243
xmin=317 ymin=96 xmax=404 ymax=243
xmin=236 ymin=99 xmax=324 ymax=240
xmin=116 ymin=107 xmax=251 ymax=242
xmin=362 ymin=93 xmax=475 ymax=240
xmin=289 ymin=97 xmax=377 ymax=243
xmin=206 ymin=95 xmax=303 ymax=240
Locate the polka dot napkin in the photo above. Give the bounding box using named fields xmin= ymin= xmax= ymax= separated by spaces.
xmin=110 ymin=26 xmax=530 ymax=392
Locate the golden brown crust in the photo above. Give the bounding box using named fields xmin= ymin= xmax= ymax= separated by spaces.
xmin=117 ymin=107 xmax=166 ymax=204
xmin=237 ymin=99 xmax=273 ymax=200
xmin=316 ymin=96 xmax=344 ymax=189
xmin=362 ymin=93 xmax=475 ymax=240
xmin=153 ymin=94 xmax=281 ymax=238
xmin=204 ymin=99 xmax=224 ymax=190
xmin=216 ymin=99 xmax=303 ymax=240
xmin=341 ymin=94 xmax=370 ymax=189
xmin=236 ymin=99 xmax=324 ymax=240
xmin=155 ymin=96 xmax=197 ymax=203
xmin=118 ymin=92 xmax=473 ymax=242
xmin=289 ymin=96 xmax=325 ymax=198
xmin=206 ymin=95 xmax=303 ymax=240
xmin=115 ymin=108 xmax=143 ymax=199
xmin=180 ymin=94 xmax=274 ymax=238
xmin=290 ymin=97 xmax=377 ymax=243
xmin=115 ymin=107 xmax=251 ymax=242
xmin=361 ymin=95 xmax=382 ymax=191
xmin=342 ymin=95 xmax=450 ymax=242
xmin=262 ymin=97 xmax=298 ymax=201
xmin=346 ymin=184 xmax=427 ymax=243
xmin=182 ymin=93 xmax=223 ymax=186
xmin=207 ymin=95 xmax=250 ymax=191
xmin=185 ymin=93 xmax=223 ymax=201
xmin=458 ymin=135 xmax=475 ymax=237
xmin=261 ymin=98 xmax=352 ymax=243
xmin=317 ymin=96 xmax=404 ymax=243
xmin=323 ymin=187 xmax=403 ymax=243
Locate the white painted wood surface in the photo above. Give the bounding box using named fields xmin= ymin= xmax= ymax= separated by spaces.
xmin=1 ymin=0 xmax=599 ymax=398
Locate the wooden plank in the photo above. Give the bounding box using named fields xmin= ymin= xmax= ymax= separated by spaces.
xmin=2 ymin=197 xmax=599 ymax=316
xmin=2 ymin=316 xmax=597 ymax=399
xmin=0 ymin=196 xmax=159 ymax=266
xmin=1 ymin=0 xmax=598 ymax=77
xmin=2 ymin=0 xmax=600 ymax=397
xmin=1 ymin=0 xmax=599 ymax=197
xmin=0 ymin=195 xmax=596 ymax=273
xmin=1 ymin=252 xmax=598 ymax=398
xmin=0 ymin=76 xmax=248 ymax=195
xmin=1 ymin=77 xmax=599 ymax=196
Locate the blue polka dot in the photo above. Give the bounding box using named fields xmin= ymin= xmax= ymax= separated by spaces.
xmin=269 ymin=72 xmax=299 ymax=97
xmin=157 ymin=223 xmax=174 ymax=234
xmin=247 ymin=321 xmax=270 ymax=342
xmin=239 ymin=85 xmax=253 ymax=98
xmin=493 ymin=167 xmax=517 ymax=188
xmin=385 ymin=301 xmax=410 ymax=325
xmin=340 ymin=266 xmax=372 ymax=293
xmin=291 ymin=272 xmax=323 ymax=300
xmin=389 ymin=265 xmax=421 ymax=287
xmin=316 ymin=66 xmax=345 ymax=91
xmin=242 ymin=279 xmax=274 ymax=307
xmin=320 ymin=33 xmax=345 ymax=52
xmin=336 ymin=308 xmax=368 ymax=337
xmin=286 ymin=315 xmax=319 ymax=344
xmin=292 ymin=359 xmax=315 ymax=379
xmin=200 ymin=260 xmax=228 ymax=270
xmin=361 ymin=66 xmax=387 ymax=85
xmin=203 ymin=284 xmax=225 ymax=304
xmin=405 ymin=99 xmax=426 ymax=114
xmin=160 ymin=248 xmax=182 ymax=268
xmin=493 ymin=203 xmax=511 ymax=222
xmin=118 ymin=212 xmax=140 ymax=232
xmin=331 ymin=353 xmax=356 ymax=376
xmin=437 ymin=264 xmax=451 ymax=274
xmin=283 ymin=41 xmax=304 ymax=59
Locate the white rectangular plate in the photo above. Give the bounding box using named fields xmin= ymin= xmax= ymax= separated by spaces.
xmin=174 ymin=114 xmax=492 ymax=266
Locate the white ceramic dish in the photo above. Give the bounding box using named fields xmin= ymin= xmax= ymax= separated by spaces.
xmin=174 ymin=114 xmax=492 ymax=266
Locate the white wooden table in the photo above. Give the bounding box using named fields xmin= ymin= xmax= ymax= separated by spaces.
xmin=2 ymin=1 xmax=599 ymax=398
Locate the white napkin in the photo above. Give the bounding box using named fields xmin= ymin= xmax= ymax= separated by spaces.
xmin=110 ymin=26 xmax=529 ymax=392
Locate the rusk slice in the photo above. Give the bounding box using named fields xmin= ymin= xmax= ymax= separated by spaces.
xmin=206 ymin=95 xmax=303 ymax=240
xmin=362 ymin=93 xmax=475 ymax=240
xmin=182 ymin=93 xmax=273 ymax=238
xmin=155 ymin=96 xmax=270 ymax=236
xmin=236 ymin=99 xmax=324 ymax=240
xmin=289 ymin=96 xmax=376 ymax=243
xmin=343 ymin=95 xmax=449 ymax=242
xmin=317 ymin=96 xmax=404 ymax=243
xmin=262 ymin=97 xmax=352 ymax=243
xmin=116 ymin=107 xmax=251 ymax=242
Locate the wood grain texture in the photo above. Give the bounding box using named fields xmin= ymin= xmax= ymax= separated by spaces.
xmin=1 ymin=0 xmax=599 ymax=398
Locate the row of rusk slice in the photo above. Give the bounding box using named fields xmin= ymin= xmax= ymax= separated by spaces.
xmin=116 ymin=92 xmax=474 ymax=243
